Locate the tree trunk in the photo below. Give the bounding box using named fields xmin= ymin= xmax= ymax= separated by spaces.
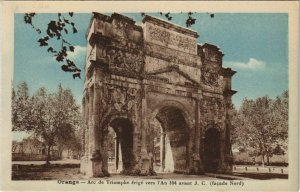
xmin=58 ymin=149 xmax=63 ymax=160
xmin=261 ymin=155 xmax=265 ymax=167
xmin=266 ymin=154 xmax=270 ymax=166
xmin=260 ymin=142 xmax=265 ymax=167
xmin=46 ymin=145 xmax=51 ymax=165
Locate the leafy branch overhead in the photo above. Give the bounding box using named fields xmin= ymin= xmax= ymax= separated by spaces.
xmin=143 ymin=12 xmax=215 ymax=28
xmin=23 ymin=12 xmax=81 ymax=79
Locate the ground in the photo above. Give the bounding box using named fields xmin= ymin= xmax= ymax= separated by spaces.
xmin=12 ymin=160 xmax=288 ymax=180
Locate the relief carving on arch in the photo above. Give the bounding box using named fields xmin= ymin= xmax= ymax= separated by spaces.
xmin=105 ymin=47 xmax=144 ymax=74
xmin=112 ymin=20 xmax=127 ymax=39
xmin=201 ymin=63 xmax=220 ymax=87
xmin=100 ymin=84 xmax=141 ymax=113
xmin=95 ymin=83 xmax=141 ymax=132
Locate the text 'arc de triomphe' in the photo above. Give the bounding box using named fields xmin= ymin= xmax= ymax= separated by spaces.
xmin=80 ymin=13 xmax=236 ymax=177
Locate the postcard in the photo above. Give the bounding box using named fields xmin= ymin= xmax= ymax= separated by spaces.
xmin=1 ymin=1 xmax=299 ymax=191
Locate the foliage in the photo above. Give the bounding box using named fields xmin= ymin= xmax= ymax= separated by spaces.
xmin=231 ymin=91 xmax=288 ymax=166
xmin=144 ymin=12 xmax=215 ymax=28
xmin=12 ymin=82 xmax=81 ymax=164
xmin=12 ymin=82 xmax=35 ymax=131
xmin=23 ymin=13 xmax=81 ymax=79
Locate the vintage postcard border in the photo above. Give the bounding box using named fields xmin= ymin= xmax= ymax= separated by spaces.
xmin=1 ymin=1 xmax=299 ymax=191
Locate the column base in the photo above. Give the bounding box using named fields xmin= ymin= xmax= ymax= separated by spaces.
xmin=159 ymin=167 xmax=165 ymax=172
xmin=216 ymin=155 xmax=233 ymax=174
xmin=189 ymin=154 xmax=204 ymax=175
xmin=137 ymin=149 xmax=156 ymax=176
xmin=88 ymin=150 xmax=106 ymax=178
xmin=91 ymin=159 xmax=104 ymax=177
xmin=80 ymin=156 xmax=88 ymax=175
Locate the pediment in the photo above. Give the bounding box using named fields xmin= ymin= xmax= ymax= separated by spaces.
xmin=145 ymin=65 xmax=199 ymax=87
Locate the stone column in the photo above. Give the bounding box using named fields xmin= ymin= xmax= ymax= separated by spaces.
xmin=194 ymin=100 xmax=204 ymax=174
xmin=89 ymin=85 xmax=104 ymax=177
xmin=139 ymin=93 xmax=152 ymax=175
xmin=225 ymin=101 xmax=234 ymax=167
xmin=141 ymin=98 xmax=148 ymax=154
xmin=101 ymin=127 xmax=110 ymax=176
xmin=114 ymin=135 xmax=119 ymax=172
xmin=131 ymin=101 xmax=141 ymax=173
xmin=159 ymin=132 xmax=166 ymax=172
xmin=117 ymin=141 xmax=123 ymax=172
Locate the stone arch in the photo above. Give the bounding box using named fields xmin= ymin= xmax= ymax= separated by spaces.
xmin=148 ymin=100 xmax=194 ymax=130
xmin=203 ymin=126 xmax=221 ymax=173
xmin=148 ymin=100 xmax=194 ymax=173
xmin=105 ymin=115 xmax=135 ymax=174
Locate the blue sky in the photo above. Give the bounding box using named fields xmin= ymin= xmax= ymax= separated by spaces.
xmin=14 ymin=12 xmax=288 ymax=110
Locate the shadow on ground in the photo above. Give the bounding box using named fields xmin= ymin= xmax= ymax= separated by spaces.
xmin=12 ymin=164 xmax=288 ymax=180
xmin=233 ymin=172 xmax=288 ymax=180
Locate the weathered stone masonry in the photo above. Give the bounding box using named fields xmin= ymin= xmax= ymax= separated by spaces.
xmin=80 ymin=13 xmax=236 ymax=177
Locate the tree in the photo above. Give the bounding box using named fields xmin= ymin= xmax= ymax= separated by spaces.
xmin=12 ymin=82 xmax=34 ymax=131
xmin=12 ymin=83 xmax=81 ymax=164
xmin=271 ymin=91 xmax=288 ymax=153
xmin=244 ymin=97 xmax=275 ymax=166
xmin=232 ymin=91 xmax=288 ymax=166
xmin=56 ymin=119 xmax=83 ymax=159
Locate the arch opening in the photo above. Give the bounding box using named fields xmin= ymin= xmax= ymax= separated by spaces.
xmin=106 ymin=118 xmax=134 ymax=174
xmin=149 ymin=106 xmax=190 ymax=173
xmin=203 ymin=128 xmax=220 ymax=173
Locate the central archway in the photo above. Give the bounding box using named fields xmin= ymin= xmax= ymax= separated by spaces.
xmin=149 ymin=106 xmax=190 ymax=173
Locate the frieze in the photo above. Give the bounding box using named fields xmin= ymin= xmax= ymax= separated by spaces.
xmin=144 ymin=42 xmax=200 ymax=67
xmin=147 ymin=25 xmax=197 ymax=54
xmin=101 ymin=84 xmax=141 ymax=113
xmin=146 ymin=84 xmax=199 ymax=99
xmin=105 ymin=47 xmax=144 ymax=74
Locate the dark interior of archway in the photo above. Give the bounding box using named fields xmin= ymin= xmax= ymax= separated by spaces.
xmin=110 ymin=118 xmax=134 ymax=171
xmin=155 ymin=106 xmax=189 ymax=173
xmin=204 ymin=128 xmax=220 ymax=173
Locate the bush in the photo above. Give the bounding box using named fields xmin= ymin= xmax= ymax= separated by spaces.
xmin=12 ymin=153 xmax=59 ymax=161
xmin=233 ymin=152 xmax=288 ymax=166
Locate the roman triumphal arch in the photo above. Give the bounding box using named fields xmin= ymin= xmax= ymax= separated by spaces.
xmin=80 ymin=13 xmax=236 ymax=177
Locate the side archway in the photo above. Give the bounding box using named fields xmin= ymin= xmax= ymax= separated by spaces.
xmin=107 ymin=117 xmax=135 ymax=174
xmin=203 ymin=127 xmax=221 ymax=173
